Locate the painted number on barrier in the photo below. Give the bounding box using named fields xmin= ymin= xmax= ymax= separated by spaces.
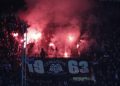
xmin=68 ymin=60 xmax=89 ymax=74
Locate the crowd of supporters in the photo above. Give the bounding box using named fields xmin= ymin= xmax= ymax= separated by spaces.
xmin=0 ymin=10 xmax=120 ymax=86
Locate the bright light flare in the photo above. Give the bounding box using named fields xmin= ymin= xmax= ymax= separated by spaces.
xmin=26 ymin=28 xmax=42 ymax=43
xmin=24 ymin=42 xmax=26 ymax=48
xmin=68 ymin=35 xmax=74 ymax=42
xmin=67 ymin=34 xmax=76 ymax=44
xmin=20 ymin=39 xmax=24 ymax=43
xmin=32 ymin=32 xmax=42 ymax=40
xmin=49 ymin=42 xmax=55 ymax=48
xmin=12 ymin=32 xmax=18 ymax=37
xmin=23 ymin=33 xmax=27 ymax=48
xmin=64 ymin=52 xmax=69 ymax=58
xmin=77 ymin=44 xmax=79 ymax=48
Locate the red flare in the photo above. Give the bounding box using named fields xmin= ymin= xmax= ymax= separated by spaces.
xmin=12 ymin=32 xmax=18 ymax=37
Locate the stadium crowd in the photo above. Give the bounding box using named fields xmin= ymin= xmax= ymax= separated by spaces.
xmin=0 ymin=7 xmax=120 ymax=86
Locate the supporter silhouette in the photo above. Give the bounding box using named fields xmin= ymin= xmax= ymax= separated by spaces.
xmin=40 ymin=48 xmax=47 ymax=59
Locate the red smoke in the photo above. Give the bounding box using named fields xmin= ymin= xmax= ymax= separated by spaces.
xmin=18 ymin=0 xmax=96 ymax=58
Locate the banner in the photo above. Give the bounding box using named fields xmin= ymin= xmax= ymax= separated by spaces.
xmin=26 ymin=58 xmax=92 ymax=79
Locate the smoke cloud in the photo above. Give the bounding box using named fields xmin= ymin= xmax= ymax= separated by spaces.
xmin=19 ymin=0 xmax=96 ymax=57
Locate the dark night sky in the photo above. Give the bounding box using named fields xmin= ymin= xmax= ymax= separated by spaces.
xmin=0 ymin=0 xmax=120 ymax=12
xmin=0 ymin=0 xmax=26 ymax=13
